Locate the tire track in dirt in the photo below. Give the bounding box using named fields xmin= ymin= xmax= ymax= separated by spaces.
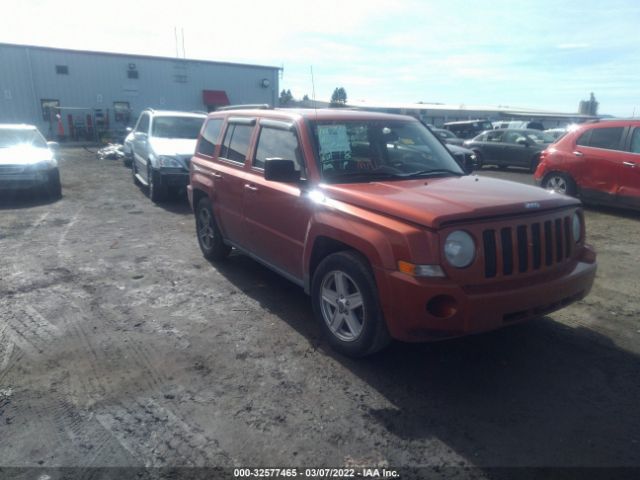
xmin=95 ymin=398 xmax=233 ymax=467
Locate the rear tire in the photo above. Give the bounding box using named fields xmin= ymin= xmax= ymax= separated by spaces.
xmin=542 ymin=172 xmax=577 ymax=196
xmin=529 ymin=154 xmax=540 ymax=173
xmin=195 ymin=198 xmax=231 ymax=261
xmin=311 ymin=251 xmax=391 ymax=357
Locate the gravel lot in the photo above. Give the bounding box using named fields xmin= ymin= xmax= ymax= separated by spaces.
xmin=1 ymin=149 xmax=639 ymax=477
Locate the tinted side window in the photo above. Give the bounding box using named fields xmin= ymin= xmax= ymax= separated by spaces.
xmin=254 ymin=127 xmax=303 ymax=171
xmin=137 ymin=114 xmax=150 ymax=133
xmin=503 ymin=131 xmax=525 ymax=144
xmin=486 ymin=130 xmax=504 ymax=142
xmin=220 ymin=124 xmax=253 ymax=163
xmin=587 ymin=127 xmax=624 ymax=150
xmin=197 ymin=119 xmax=223 ymax=157
xmin=576 ymin=130 xmax=590 ymax=147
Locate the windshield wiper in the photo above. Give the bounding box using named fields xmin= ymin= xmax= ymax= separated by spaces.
xmin=400 ymin=169 xmax=464 ymax=178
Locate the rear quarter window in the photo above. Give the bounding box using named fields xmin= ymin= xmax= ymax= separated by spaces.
xmin=197 ymin=119 xmax=223 ymax=157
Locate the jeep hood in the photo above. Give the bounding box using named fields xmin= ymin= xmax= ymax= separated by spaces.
xmin=149 ymin=138 xmax=198 ymax=157
xmin=321 ymin=176 xmax=580 ymax=229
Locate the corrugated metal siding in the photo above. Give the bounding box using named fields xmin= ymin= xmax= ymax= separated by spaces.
xmin=0 ymin=44 xmax=279 ymax=136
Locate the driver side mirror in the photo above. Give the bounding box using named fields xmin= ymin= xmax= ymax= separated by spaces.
xmin=264 ymin=158 xmax=300 ymax=183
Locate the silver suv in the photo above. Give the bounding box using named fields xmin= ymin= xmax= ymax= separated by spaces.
xmin=129 ymin=109 xmax=205 ymax=202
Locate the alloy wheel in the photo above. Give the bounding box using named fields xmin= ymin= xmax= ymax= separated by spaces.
xmin=197 ymin=206 xmax=215 ymax=251
xmin=546 ymin=175 xmax=567 ymax=194
xmin=319 ymin=270 xmax=365 ymax=342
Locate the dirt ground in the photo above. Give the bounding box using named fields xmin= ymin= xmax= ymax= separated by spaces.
xmin=0 ymin=149 xmax=639 ymax=478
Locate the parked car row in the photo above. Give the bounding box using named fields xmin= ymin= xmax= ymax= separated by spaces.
xmin=0 ymin=124 xmax=62 ymax=199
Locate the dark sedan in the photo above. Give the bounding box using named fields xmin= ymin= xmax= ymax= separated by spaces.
xmin=464 ymin=128 xmax=555 ymax=172
xmin=433 ymin=128 xmax=465 ymax=146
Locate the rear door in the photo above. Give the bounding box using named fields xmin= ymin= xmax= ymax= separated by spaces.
xmin=242 ymin=120 xmax=310 ymax=282
xmin=618 ymin=126 xmax=640 ymax=208
xmin=211 ymin=117 xmax=256 ymax=247
xmin=573 ymin=126 xmax=624 ymax=201
xmin=479 ymin=129 xmax=505 ymax=164
xmin=501 ymin=130 xmax=530 ymax=166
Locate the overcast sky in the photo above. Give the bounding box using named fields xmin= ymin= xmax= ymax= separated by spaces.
xmin=2 ymin=0 xmax=639 ymax=116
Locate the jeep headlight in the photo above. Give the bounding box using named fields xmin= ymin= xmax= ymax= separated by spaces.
xmin=444 ymin=230 xmax=476 ymax=268
xmin=158 ymin=155 xmax=182 ymax=168
xmin=572 ymin=213 xmax=582 ymax=243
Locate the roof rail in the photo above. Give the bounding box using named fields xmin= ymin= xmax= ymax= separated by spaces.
xmin=216 ymin=104 xmax=272 ymax=111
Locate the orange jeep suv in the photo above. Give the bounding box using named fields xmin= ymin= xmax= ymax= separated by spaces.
xmin=188 ymin=107 xmax=597 ymax=357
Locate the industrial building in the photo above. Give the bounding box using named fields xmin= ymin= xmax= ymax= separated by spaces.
xmin=0 ymin=42 xmax=280 ymax=141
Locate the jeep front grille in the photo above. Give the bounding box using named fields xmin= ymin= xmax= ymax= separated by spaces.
xmin=482 ymin=215 xmax=573 ymax=278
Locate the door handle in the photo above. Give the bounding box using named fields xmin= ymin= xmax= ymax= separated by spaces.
xmin=573 ymin=151 xmax=584 ymax=157
xmin=623 ymin=161 xmax=637 ymax=167
xmin=211 ymin=172 xmax=222 ymax=178
xmin=244 ymin=184 xmax=258 ymax=192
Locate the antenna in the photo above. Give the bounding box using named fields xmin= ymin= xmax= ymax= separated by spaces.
xmin=181 ymin=28 xmax=186 ymax=58
xmin=174 ymin=27 xmax=179 ymax=58
xmin=310 ymin=66 xmax=318 ymax=117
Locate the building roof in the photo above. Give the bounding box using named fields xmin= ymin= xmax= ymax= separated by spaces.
xmin=345 ymin=99 xmax=598 ymax=120
xmin=0 ymin=42 xmax=281 ymax=72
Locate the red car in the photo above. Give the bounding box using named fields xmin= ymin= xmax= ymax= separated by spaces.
xmin=188 ymin=107 xmax=596 ymax=357
xmin=535 ymin=120 xmax=640 ymax=210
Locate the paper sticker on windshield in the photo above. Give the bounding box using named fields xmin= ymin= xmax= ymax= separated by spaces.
xmin=317 ymin=125 xmax=351 ymax=158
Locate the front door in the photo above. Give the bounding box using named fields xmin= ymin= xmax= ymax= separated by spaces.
xmin=242 ymin=122 xmax=310 ymax=282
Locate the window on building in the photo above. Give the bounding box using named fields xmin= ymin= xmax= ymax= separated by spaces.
xmin=55 ymin=65 xmax=69 ymax=75
xmin=127 ymin=69 xmax=139 ymax=79
xmin=220 ymin=124 xmax=253 ymax=163
xmin=197 ymin=119 xmax=223 ymax=157
xmin=254 ymin=127 xmax=303 ymax=173
xmin=41 ymin=99 xmax=60 ymax=121
xmin=113 ymin=102 xmax=131 ymax=123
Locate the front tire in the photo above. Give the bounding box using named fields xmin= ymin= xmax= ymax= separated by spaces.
xmin=148 ymin=165 xmax=166 ymax=202
xmin=542 ymin=172 xmax=577 ymax=196
xmin=311 ymin=251 xmax=390 ymax=357
xmin=46 ymin=169 xmax=62 ymax=200
xmin=195 ymin=198 xmax=231 ymax=261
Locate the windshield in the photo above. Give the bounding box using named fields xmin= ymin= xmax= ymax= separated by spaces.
xmin=310 ymin=120 xmax=464 ymax=183
xmin=151 ymin=116 xmax=204 ymax=139
xmin=526 ymin=131 xmax=555 ymax=144
xmin=0 ymin=128 xmax=48 ymax=149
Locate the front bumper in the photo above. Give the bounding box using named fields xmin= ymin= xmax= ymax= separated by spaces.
xmin=381 ymin=246 xmax=597 ymax=342
xmin=0 ymin=171 xmax=51 ymax=190
xmin=158 ymin=170 xmax=189 ymax=187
